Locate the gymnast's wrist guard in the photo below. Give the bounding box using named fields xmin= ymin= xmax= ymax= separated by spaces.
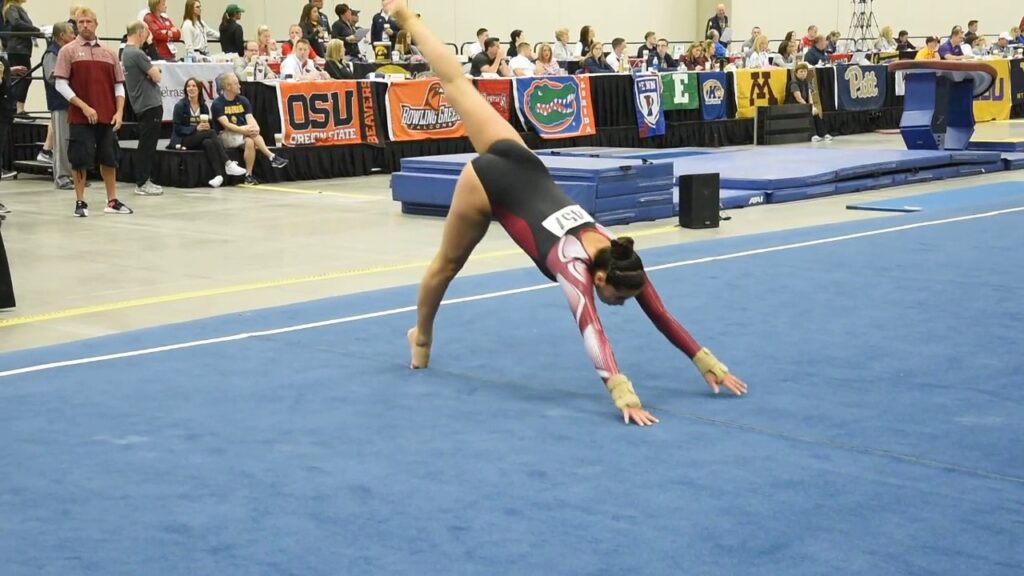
xmin=605 ymin=374 xmax=642 ymax=409
xmin=693 ymin=347 xmax=729 ymax=379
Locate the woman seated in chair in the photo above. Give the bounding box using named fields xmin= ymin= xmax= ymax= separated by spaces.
xmin=323 ymin=39 xmax=354 ymax=79
xmin=533 ymin=43 xmax=561 ymax=76
xmin=169 ymin=77 xmax=248 ymax=188
xmin=679 ymin=42 xmax=708 ymax=71
xmin=582 ymin=42 xmax=615 ymax=74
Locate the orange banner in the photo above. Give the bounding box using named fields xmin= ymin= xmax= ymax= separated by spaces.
xmin=277 ymin=80 xmax=378 ymax=147
xmin=386 ymin=79 xmax=467 ymax=142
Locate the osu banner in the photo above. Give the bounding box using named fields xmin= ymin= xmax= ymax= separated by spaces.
xmin=514 ymin=76 xmax=596 ymax=139
xmin=476 ymin=78 xmax=513 ymax=122
xmin=735 ymin=69 xmax=788 ymax=119
xmin=660 ymin=71 xmax=699 ymax=111
xmin=835 ymin=64 xmax=888 ymax=111
xmin=386 ymin=79 xmax=467 ymax=142
xmin=974 ymin=59 xmax=1012 ymax=122
xmin=633 ymin=73 xmax=665 ymax=138
xmin=277 ymin=80 xmax=379 ymax=147
xmin=699 ymin=72 xmax=728 ymax=121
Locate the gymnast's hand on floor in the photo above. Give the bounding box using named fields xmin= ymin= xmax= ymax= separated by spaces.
xmin=704 ymin=371 xmax=747 ymax=396
xmin=622 ymin=406 xmax=659 ymax=427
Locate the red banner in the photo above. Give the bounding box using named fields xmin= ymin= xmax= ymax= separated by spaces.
xmin=386 ymin=79 xmax=467 ymax=142
xmin=277 ymin=80 xmax=378 ymax=147
xmin=476 ymin=78 xmax=513 ymax=122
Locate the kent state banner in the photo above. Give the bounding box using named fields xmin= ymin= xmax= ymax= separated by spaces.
xmin=514 ymin=76 xmax=597 ymax=139
xmin=277 ymin=80 xmax=379 ymax=146
xmin=973 ymin=59 xmax=1012 ymax=122
xmin=699 ymin=72 xmax=728 ymax=120
xmin=735 ymin=69 xmax=788 ymax=119
xmin=835 ymin=64 xmax=888 ymax=111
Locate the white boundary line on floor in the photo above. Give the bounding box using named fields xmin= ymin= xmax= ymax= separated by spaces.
xmin=2 ymin=206 xmax=1022 ymax=379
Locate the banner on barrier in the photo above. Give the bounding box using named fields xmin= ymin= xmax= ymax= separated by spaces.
xmin=633 ymin=73 xmax=665 ymax=138
xmin=477 ymin=78 xmax=513 ymax=122
xmin=735 ymin=69 xmax=788 ymax=119
xmin=835 ymin=64 xmax=888 ymax=111
xmin=974 ymin=59 xmax=1012 ymax=122
xmin=1012 ymin=59 xmax=1024 ymax=104
xmin=157 ymin=62 xmax=233 ymax=121
xmin=700 ymin=72 xmax=728 ymax=121
xmin=514 ymin=76 xmax=596 ymax=139
xmin=277 ymin=80 xmax=379 ymax=146
xmin=386 ymin=79 xmax=467 ymax=141
xmin=660 ymin=71 xmax=699 ymax=111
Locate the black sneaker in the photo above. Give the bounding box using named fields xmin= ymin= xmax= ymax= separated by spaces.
xmin=244 ymin=174 xmax=260 ymax=185
xmin=270 ymin=155 xmax=288 ymax=169
xmin=104 ymin=199 xmax=133 ymax=214
xmin=74 ymin=200 xmax=89 ymax=217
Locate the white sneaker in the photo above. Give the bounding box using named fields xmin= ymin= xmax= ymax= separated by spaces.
xmin=209 ymin=175 xmax=224 ymax=188
xmin=824 ymin=134 xmax=833 ymax=141
xmin=812 ymin=136 xmax=823 ymax=143
xmin=144 ymin=179 xmax=163 ymax=193
xmin=224 ymin=161 xmax=247 ymax=176
xmin=134 ymin=180 xmax=164 ymax=196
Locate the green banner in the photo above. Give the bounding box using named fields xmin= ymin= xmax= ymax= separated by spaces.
xmin=660 ymin=72 xmax=699 ymax=111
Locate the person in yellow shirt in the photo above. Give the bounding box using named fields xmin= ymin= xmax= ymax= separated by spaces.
xmin=916 ymin=36 xmax=940 ymax=60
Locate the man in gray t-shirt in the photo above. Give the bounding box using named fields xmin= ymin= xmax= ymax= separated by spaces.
xmin=121 ymin=21 xmax=164 ymax=196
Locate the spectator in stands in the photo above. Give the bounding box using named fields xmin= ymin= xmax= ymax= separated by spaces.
xmin=3 ymin=0 xmax=39 ymax=117
xmin=219 ymin=4 xmax=245 ymax=56
xmin=789 ymin=62 xmax=830 ymax=142
xmin=778 ymin=39 xmax=799 ymax=66
xmin=605 ymin=38 xmax=629 ymax=73
xmin=777 ymin=31 xmax=795 ymax=56
xmin=826 ymin=31 xmax=841 ymax=53
xmin=181 ymin=0 xmax=219 ymax=57
xmin=964 ymin=20 xmax=979 ymax=45
xmin=43 ymin=21 xmax=76 ymax=190
xmin=323 ymin=39 xmax=355 ymax=78
xmin=394 ymin=30 xmax=420 ymax=60
xmin=309 ymin=0 xmax=330 ymax=32
xmin=802 ymin=25 xmax=817 ymax=49
xmin=506 ymin=29 xmax=523 ymax=58
xmin=804 ymin=35 xmax=829 ymax=66
xmin=255 ymin=24 xmax=279 ymax=58
xmin=0 ymin=52 xmax=17 ymax=188
xmin=280 ymin=38 xmax=328 ymax=80
xmin=991 ymin=33 xmax=1013 ymax=58
xmin=705 ymin=3 xmax=728 ymax=48
xmin=582 ymin=42 xmax=615 ymax=74
xmin=143 ymin=0 xmax=181 ymax=61
xmin=896 ymin=30 xmax=915 ymax=52
xmin=1012 ymin=26 xmax=1024 ymax=45
xmin=636 ymin=31 xmax=657 ymax=59
xmin=706 ymin=30 xmax=727 ymax=59
xmin=553 ymin=28 xmax=575 ymax=60
xmin=169 ymin=78 xmax=247 ymax=188
xmin=466 ymin=28 xmax=488 ymax=57
xmin=915 ymin=36 xmax=940 ymax=60
xmin=211 ymin=72 xmax=287 ymax=185
xmin=745 ymin=35 xmax=772 ymax=69
xmin=507 ymin=42 xmax=534 ymax=76
xmin=939 ymin=30 xmax=966 ymax=60
xmin=533 ymin=43 xmax=561 ymax=76
xmin=300 ymin=4 xmax=328 ymax=58
xmin=646 ymin=38 xmax=679 ymax=70
xmin=741 ymin=27 xmax=761 ymax=56
xmin=576 ymin=25 xmax=595 ymax=57
xmin=122 ymin=21 xmax=164 ymax=196
xmin=55 ymin=7 xmax=132 ymax=217
xmin=968 ymin=36 xmax=989 ymax=57
xmin=680 ymin=42 xmax=708 ymax=71
xmin=332 ymin=5 xmax=361 ymax=59
xmin=371 ymin=0 xmax=399 ymax=48
xmin=233 ymin=40 xmax=257 ymax=78
xmin=469 ymin=37 xmax=510 ymax=77
xmin=874 ymin=26 xmax=896 ymax=51
xmin=283 ymin=24 xmax=320 ymax=58
xmin=67 ymin=4 xmax=82 ymax=35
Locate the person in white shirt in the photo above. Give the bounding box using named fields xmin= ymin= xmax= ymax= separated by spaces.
xmin=745 ymin=35 xmax=772 ymax=69
xmin=508 ymin=42 xmax=534 ymax=76
xmin=552 ymin=27 xmax=575 ymax=60
xmin=280 ymin=39 xmax=328 ymax=80
xmin=180 ymin=0 xmax=219 ymax=56
xmin=604 ymin=38 xmax=630 ymax=73
xmin=466 ymin=28 xmax=488 ymax=57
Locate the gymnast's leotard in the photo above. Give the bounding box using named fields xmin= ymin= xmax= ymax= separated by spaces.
xmin=471 ymin=140 xmax=702 ymax=382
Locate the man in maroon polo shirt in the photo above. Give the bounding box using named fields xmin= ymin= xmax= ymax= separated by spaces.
xmin=54 ymin=7 xmax=132 ymax=217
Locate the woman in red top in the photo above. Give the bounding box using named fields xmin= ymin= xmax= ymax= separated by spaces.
xmin=143 ymin=0 xmax=181 ymax=61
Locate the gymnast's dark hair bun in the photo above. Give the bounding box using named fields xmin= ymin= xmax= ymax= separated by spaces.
xmin=610 ymin=237 xmax=635 ymax=260
xmin=593 ymin=236 xmax=646 ymax=292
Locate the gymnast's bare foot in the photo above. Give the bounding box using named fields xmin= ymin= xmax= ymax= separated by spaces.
xmin=408 ymin=327 xmax=431 ymax=369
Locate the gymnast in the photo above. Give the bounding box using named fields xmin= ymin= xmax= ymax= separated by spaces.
xmin=391 ymin=0 xmax=747 ymax=426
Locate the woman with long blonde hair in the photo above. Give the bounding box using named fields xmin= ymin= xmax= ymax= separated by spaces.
xmin=533 ymin=43 xmax=561 ymax=76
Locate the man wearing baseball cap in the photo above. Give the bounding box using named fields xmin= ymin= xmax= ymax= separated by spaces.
xmin=220 ymin=4 xmax=246 ymax=56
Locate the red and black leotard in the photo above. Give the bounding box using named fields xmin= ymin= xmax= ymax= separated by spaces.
xmin=471 ymin=140 xmax=703 ymax=383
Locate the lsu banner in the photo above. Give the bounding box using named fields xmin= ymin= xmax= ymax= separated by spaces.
xmin=699 ymin=72 xmax=728 ymax=121
xmin=660 ymin=71 xmax=699 ymax=111
xmin=735 ymin=69 xmax=788 ymax=119
xmin=835 ymin=64 xmax=888 ymax=111
xmin=277 ymin=80 xmax=379 ymax=147
xmin=157 ymin=61 xmax=233 ymax=121
xmin=974 ymin=59 xmax=1012 ymax=122
xmin=633 ymin=73 xmax=665 ymax=138
xmin=386 ymin=79 xmax=467 ymax=142
xmin=476 ymin=78 xmax=513 ymax=122
xmin=1012 ymin=59 xmax=1024 ymax=105
xmin=514 ymin=76 xmax=596 ymax=139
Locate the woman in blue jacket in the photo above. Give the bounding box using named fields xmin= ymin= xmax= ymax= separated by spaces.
xmin=169 ymin=77 xmax=247 ymax=187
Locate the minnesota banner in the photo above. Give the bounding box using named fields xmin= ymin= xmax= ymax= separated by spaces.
xmin=699 ymin=72 xmax=728 ymax=121
xmin=277 ymin=80 xmax=379 ymax=146
xmin=974 ymin=59 xmax=1012 ymax=122
xmin=514 ymin=76 xmax=596 ymax=139
xmin=633 ymin=73 xmax=665 ymax=138
xmin=835 ymin=64 xmax=888 ymax=111
xmin=735 ymin=69 xmax=788 ymax=119
xmin=476 ymin=78 xmax=513 ymax=122
xmin=386 ymin=79 xmax=467 ymax=142
xmin=660 ymin=71 xmax=699 ymax=111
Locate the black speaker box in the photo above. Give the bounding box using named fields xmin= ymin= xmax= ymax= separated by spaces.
xmin=677 ymin=173 xmax=720 ymax=229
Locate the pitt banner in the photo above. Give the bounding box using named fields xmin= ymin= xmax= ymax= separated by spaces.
xmin=476 ymin=78 xmax=513 ymax=122
xmin=974 ymin=59 xmax=1012 ymax=122
xmin=735 ymin=69 xmax=788 ymax=119
xmin=835 ymin=64 xmax=888 ymax=111
xmin=386 ymin=79 xmax=467 ymax=142
xmin=514 ymin=76 xmax=596 ymax=139
xmin=277 ymin=80 xmax=379 ymax=146
xmin=699 ymin=72 xmax=728 ymax=121
xmin=633 ymin=73 xmax=665 ymax=138
xmin=660 ymin=71 xmax=699 ymax=111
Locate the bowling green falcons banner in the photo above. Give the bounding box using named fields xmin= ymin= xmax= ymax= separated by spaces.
xmin=277 ymin=80 xmax=379 ymax=147
xmin=386 ymin=79 xmax=467 ymax=142
xmin=632 ymin=73 xmax=665 ymax=139
xmin=514 ymin=76 xmax=597 ymax=139
xmin=835 ymin=64 xmax=888 ymax=111
xmin=659 ymin=71 xmax=700 ymax=111
xmin=735 ymin=69 xmax=788 ymax=119
xmin=973 ymin=59 xmax=1012 ymax=122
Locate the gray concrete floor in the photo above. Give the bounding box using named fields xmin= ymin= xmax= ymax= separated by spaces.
xmin=2 ymin=125 xmax=1022 ymax=353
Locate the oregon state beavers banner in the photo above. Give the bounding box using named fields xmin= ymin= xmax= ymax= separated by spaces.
xmin=513 ymin=76 xmax=596 ymax=139
xmin=973 ymin=59 xmax=1012 ymax=122
xmin=277 ymin=80 xmax=379 ymax=147
xmin=735 ymin=69 xmax=788 ymax=119
xmin=475 ymin=78 xmax=513 ymax=122
xmin=386 ymin=79 xmax=466 ymax=141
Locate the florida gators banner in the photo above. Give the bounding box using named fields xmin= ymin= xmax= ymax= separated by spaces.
xmin=973 ymin=59 xmax=1012 ymax=122
xmin=514 ymin=76 xmax=596 ymax=139
xmin=632 ymin=73 xmax=665 ymax=138
xmin=660 ymin=71 xmax=699 ymax=111
xmin=735 ymin=69 xmax=788 ymax=119
xmin=1012 ymin=59 xmax=1024 ymax=105
xmin=386 ymin=78 xmax=466 ymax=142
xmin=699 ymin=72 xmax=728 ymax=121
xmin=835 ymin=64 xmax=888 ymax=111
xmin=277 ymin=80 xmax=379 ymax=146
xmin=476 ymin=78 xmax=513 ymax=122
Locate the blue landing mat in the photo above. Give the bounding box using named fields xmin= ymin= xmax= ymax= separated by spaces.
xmin=1001 ymin=152 xmax=1024 ymax=170
xmin=537 ymin=147 xmax=715 ymax=161
xmin=846 ymin=182 xmax=1024 ymax=213
xmin=968 ymin=139 xmax=1024 ymax=152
